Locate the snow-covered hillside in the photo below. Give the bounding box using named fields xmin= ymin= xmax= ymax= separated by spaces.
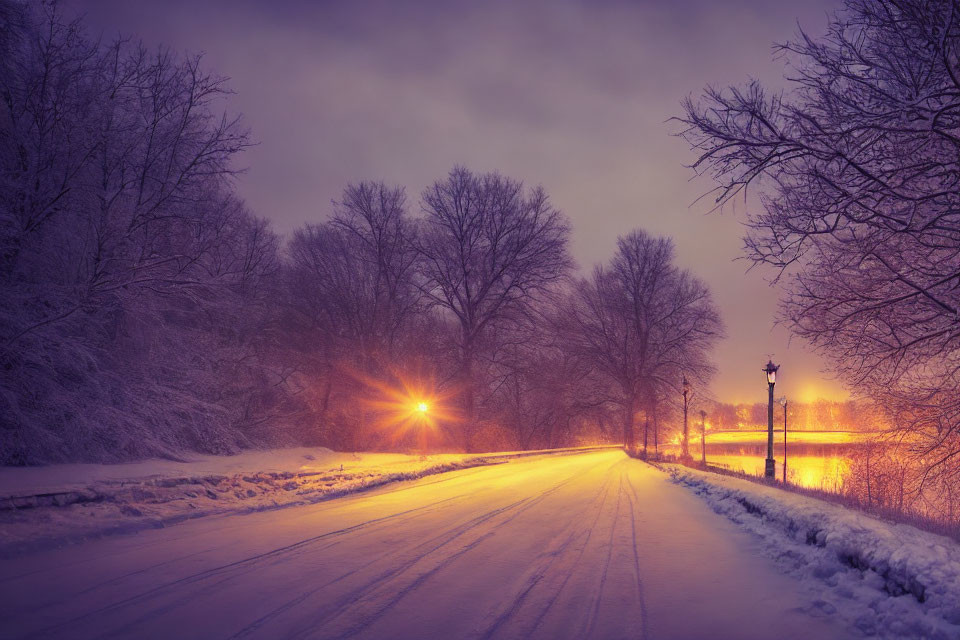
xmin=666 ymin=465 xmax=960 ymax=639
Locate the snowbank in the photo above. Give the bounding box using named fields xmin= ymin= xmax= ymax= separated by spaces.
xmin=665 ymin=465 xmax=960 ymax=640
xmin=0 ymin=446 xmax=615 ymax=557
xmin=0 ymin=447 xmax=436 ymax=496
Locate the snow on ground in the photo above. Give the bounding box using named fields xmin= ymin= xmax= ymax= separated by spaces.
xmin=665 ymin=464 xmax=960 ymax=640
xmin=0 ymin=451 xmax=852 ymax=640
xmin=0 ymin=445 xmax=614 ymax=557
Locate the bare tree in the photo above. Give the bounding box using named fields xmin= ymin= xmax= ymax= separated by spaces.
xmin=287 ymin=182 xmax=420 ymax=366
xmin=677 ymin=0 xmax=960 ymax=482
xmin=330 ymin=182 xmax=422 ymax=361
xmin=484 ymin=312 xmax=611 ymax=449
xmin=284 ymin=182 xmax=424 ymax=449
xmin=416 ymin=166 xmax=572 ymax=447
xmin=565 ymin=230 xmax=723 ymax=452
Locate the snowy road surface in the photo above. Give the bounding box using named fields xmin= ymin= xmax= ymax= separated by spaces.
xmin=0 ymin=451 xmax=850 ymax=639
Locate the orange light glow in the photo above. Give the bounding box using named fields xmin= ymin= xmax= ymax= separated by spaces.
xmin=795 ymin=384 xmax=850 ymax=404
xmin=349 ymin=368 xmax=460 ymax=449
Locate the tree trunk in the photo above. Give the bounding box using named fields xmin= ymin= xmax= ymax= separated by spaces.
xmin=624 ymin=393 xmax=635 ymax=451
xmin=643 ymin=413 xmax=649 ymax=458
xmin=461 ymin=336 xmax=476 ymax=450
xmin=653 ymin=401 xmax=659 ymax=454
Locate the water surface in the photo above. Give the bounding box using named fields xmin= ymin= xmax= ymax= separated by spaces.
xmin=663 ymin=430 xmax=865 ymax=491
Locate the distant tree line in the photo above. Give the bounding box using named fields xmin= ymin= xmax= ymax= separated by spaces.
xmin=0 ymin=2 xmax=722 ymax=464
xmin=708 ymin=400 xmax=882 ymax=433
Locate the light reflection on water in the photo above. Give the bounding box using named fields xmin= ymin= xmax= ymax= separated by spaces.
xmin=662 ymin=431 xmax=863 ymax=492
xmin=704 ymin=453 xmax=851 ymax=492
xmin=661 ymin=431 xmax=958 ymax=523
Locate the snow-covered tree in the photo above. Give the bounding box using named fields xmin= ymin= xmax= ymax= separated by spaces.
xmin=0 ymin=1 xmax=284 ymax=463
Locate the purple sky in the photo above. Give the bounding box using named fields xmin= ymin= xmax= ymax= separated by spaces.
xmin=75 ymin=0 xmax=846 ymax=405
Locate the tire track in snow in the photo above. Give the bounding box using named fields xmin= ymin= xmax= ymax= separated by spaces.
xmin=0 ymin=463 xmax=501 ymax=585
xmin=228 ymin=499 xmax=536 ymax=640
xmin=94 ymin=495 xmax=484 ymax=626
xmin=91 ymin=571 xmax=264 ymax=640
xmin=48 ymin=458 xmax=593 ymax=638
xmin=276 ymin=464 xmax=593 ymax=640
xmin=522 ymin=459 xmax=629 ymax=637
xmin=315 ymin=531 xmax=498 ymax=640
xmin=622 ymin=469 xmax=650 ymax=640
xmin=478 ymin=459 xmax=622 ymax=639
xmin=28 ymin=493 xmax=474 ymax=637
xmin=9 ymin=542 xmax=233 ymax=620
xmin=579 ymin=468 xmax=624 ymax=639
xmin=19 ymin=452 xmax=624 ymax=639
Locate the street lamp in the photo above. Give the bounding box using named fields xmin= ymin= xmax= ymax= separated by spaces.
xmin=779 ymin=396 xmax=788 ymax=483
xmin=763 ymin=360 xmax=779 ymax=478
xmin=681 ymin=376 xmax=690 ymax=459
xmin=699 ymin=409 xmax=707 ymax=465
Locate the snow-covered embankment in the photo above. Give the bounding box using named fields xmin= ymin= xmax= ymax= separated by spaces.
xmin=0 ymin=445 xmax=614 ymax=557
xmin=665 ymin=465 xmax=960 ymax=639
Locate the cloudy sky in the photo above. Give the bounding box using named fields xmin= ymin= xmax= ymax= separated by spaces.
xmin=75 ymin=0 xmax=846 ymax=405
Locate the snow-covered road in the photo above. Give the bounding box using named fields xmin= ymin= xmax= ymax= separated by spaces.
xmin=0 ymin=450 xmax=850 ymax=639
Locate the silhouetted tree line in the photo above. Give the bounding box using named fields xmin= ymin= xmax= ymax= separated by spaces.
xmin=0 ymin=2 xmax=722 ymax=464
xmin=709 ymin=400 xmax=882 ymax=432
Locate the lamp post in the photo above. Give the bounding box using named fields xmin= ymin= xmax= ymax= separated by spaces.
xmin=681 ymin=376 xmax=690 ymax=459
xmin=699 ymin=409 xmax=707 ymax=465
xmin=763 ymin=360 xmax=779 ymax=478
xmin=780 ymin=396 xmax=788 ymax=483
xmin=414 ymin=401 xmax=430 ymax=453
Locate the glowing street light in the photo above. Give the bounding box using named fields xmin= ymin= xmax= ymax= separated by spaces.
xmin=764 ymin=361 xmax=777 ymax=385
xmin=356 ymin=371 xmax=457 ymax=452
xmin=681 ymin=376 xmax=690 ymax=459
xmin=780 ymin=396 xmax=788 ymax=484
xmin=763 ymin=360 xmax=779 ymax=478
xmin=699 ymin=409 xmax=707 ymax=465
